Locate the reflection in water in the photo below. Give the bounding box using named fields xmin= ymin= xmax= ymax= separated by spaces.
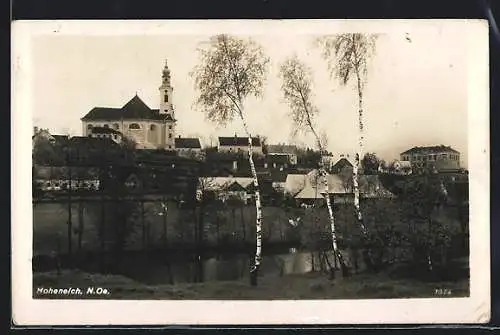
xmin=131 ymin=250 xmax=346 ymax=285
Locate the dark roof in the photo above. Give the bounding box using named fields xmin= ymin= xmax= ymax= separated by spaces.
xmin=332 ymin=158 xmax=353 ymax=170
xmin=401 ymin=145 xmax=459 ymax=155
xmin=175 ymin=137 xmax=201 ymax=149
xmin=270 ymin=170 xmax=288 ymax=183
xmin=218 ymin=136 xmax=261 ymax=147
xmin=81 ymin=95 xmax=175 ymax=122
xmin=266 ymin=154 xmax=289 ymax=164
xmin=267 ymin=144 xmax=298 ymax=154
xmin=225 ymin=181 xmax=247 ymax=192
xmin=91 ymin=127 xmax=123 ymax=135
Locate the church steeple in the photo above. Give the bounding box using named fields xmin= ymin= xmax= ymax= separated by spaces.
xmin=162 ymin=60 xmax=171 ymax=87
xmin=159 ymin=59 xmax=174 ymax=117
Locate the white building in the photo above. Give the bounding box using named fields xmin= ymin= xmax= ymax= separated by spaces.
xmin=218 ymin=135 xmax=263 ymax=155
xmin=81 ymin=60 xmax=177 ymax=150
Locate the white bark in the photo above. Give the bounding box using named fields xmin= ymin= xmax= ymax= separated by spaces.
xmin=241 ymin=120 xmax=263 ymax=273
xmin=354 ymin=71 xmax=369 ymax=237
xmin=318 ymin=164 xmax=344 ymax=269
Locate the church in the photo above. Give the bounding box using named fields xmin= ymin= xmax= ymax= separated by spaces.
xmin=81 ymin=60 xmax=201 ymax=153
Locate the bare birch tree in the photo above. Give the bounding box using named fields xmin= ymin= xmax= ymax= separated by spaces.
xmin=316 ymin=33 xmax=378 ymax=245
xmin=191 ymin=34 xmax=269 ymax=286
xmin=279 ymin=55 xmax=348 ymax=277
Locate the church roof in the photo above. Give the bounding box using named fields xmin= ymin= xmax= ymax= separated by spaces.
xmin=81 ymin=95 xmax=175 ymax=122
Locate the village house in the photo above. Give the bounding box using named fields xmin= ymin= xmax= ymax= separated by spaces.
xmin=174 ymin=136 xmax=204 ymax=160
xmin=331 ymin=154 xmax=354 ymax=174
xmin=400 ymin=145 xmax=461 ymax=173
xmin=217 ymin=135 xmax=263 ymax=156
xmin=266 ymin=144 xmax=298 ymax=165
xmin=80 ymin=61 xmax=177 ymax=150
xmin=284 ymin=169 xmax=394 ymax=205
xmin=197 ymin=176 xmax=256 ymax=204
xmin=391 ymin=160 xmax=413 ymax=175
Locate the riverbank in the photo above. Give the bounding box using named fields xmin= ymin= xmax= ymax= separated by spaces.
xmin=33 ymin=269 xmax=469 ymax=300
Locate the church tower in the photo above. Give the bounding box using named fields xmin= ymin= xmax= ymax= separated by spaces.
xmin=159 ymin=60 xmax=175 ymax=118
xmin=159 ymin=60 xmax=176 ymax=149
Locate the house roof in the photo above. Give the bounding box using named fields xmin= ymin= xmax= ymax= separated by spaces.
xmin=198 ymin=177 xmax=254 ymax=191
xmin=81 ymin=95 xmax=175 ymax=122
xmin=218 ymin=136 xmax=261 ymax=147
xmin=226 ymin=181 xmax=248 ymax=192
xmin=401 ymin=145 xmax=459 ymax=155
xmin=286 ymin=169 xmax=394 ymax=199
xmin=267 ymin=144 xmax=298 ymax=154
xmin=175 ymin=137 xmax=201 ymax=149
xmin=91 ymin=127 xmax=122 ymax=135
xmin=270 ymin=170 xmax=288 ymax=183
xmin=266 ymin=154 xmax=290 ymax=164
xmin=332 ymin=157 xmax=354 ymax=170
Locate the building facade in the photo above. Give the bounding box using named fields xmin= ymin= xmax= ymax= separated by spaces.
xmin=81 ymin=61 xmax=177 ymax=150
xmin=218 ymin=135 xmax=263 ymax=155
xmin=400 ymin=145 xmax=461 ymax=172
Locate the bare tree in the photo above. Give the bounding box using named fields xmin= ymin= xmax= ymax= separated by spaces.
xmin=191 ymin=34 xmax=269 ymax=286
xmin=316 ymin=33 xmax=378 ymax=241
xmin=279 ymin=55 xmax=348 ymax=277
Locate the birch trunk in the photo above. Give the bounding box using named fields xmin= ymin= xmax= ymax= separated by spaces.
xmin=242 ymin=123 xmax=263 ymax=287
xmin=354 ymin=72 xmax=367 ymax=236
xmin=319 ymin=166 xmax=346 ymax=276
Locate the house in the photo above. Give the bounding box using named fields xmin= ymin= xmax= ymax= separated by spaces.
xmin=204 ymin=151 xmax=266 ymax=177
xmin=197 ymin=176 xmax=255 ymax=204
xmin=400 ymin=145 xmax=461 ymax=172
xmin=331 ymin=155 xmax=354 ymax=174
xmin=218 ymin=134 xmax=263 ymax=155
xmin=391 ymin=160 xmax=413 ymax=175
xmin=89 ymin=126 xmax=123 ymax=144
xmin=267 ymin=144 xmax=298 ymax=165
xmin=270 ymin=170 xmax=288 ymax=193
xmin=81 ymin=61 xmax=177 ymax=150
xmin=284 ymin=169 xmax=393 ymax=205
xmin=174 ymin=136 xmax=204 ymax=160
xmin=264 ymin=154 xmax=290 ymax=170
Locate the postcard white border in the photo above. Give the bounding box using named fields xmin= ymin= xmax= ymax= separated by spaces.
xmin=12 ymin=19 xmax=490 ymax=325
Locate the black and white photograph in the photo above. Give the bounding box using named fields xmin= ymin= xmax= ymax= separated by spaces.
xmin=12 ymin=20 xmax=490 ymax=325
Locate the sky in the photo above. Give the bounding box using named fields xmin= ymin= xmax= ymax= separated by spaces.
xmin=31 ymin=24 xmax=468 ymax=166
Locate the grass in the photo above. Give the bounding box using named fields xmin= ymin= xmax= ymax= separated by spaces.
xmin=33 ymin=269 xmax=469 ymax=300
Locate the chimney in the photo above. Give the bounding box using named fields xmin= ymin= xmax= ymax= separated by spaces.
xmin=233 ymin=160 xmax=238 ymax=171
xmin=234 ymin=132 xmax=237 ymax=138
xmin=33 ymin=126 xmax=39 ymax=135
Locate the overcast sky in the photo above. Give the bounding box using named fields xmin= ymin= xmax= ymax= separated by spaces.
xmin=32 ymin=25 xmax=468 ymax=165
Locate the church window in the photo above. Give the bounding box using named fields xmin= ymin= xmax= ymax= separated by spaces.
xmin=164 ymin=93 xmax=169 ymax=103
xmin=87 ymin=124 xmax=93 ymax=130
xmin=150 ymin=124 xmax=157 ymax=131
xmin=168 ymin=125 xmax=172 ymax=130
xmin=129 ymin=123 xmax=141 ymax=130
xmin=168 ymin=133 xmax=172 ymax=138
